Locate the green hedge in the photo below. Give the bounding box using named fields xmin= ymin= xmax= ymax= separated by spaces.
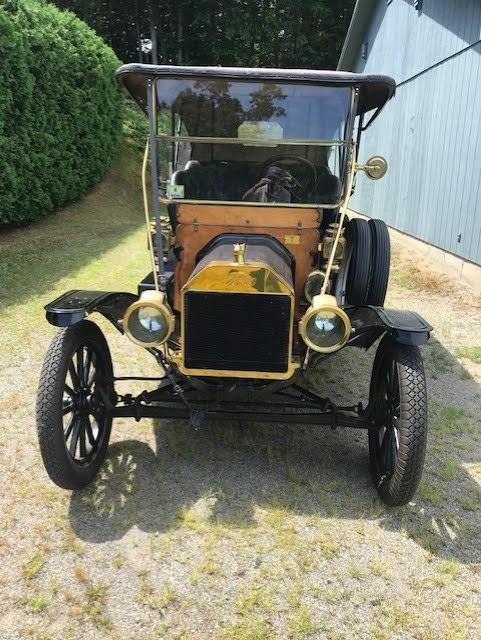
xmin=0 ymin=0 xmax=123 ymax=225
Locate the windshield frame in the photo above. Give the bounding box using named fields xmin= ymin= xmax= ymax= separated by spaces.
xmin=149 ymin=77 xmax=357 ymax=209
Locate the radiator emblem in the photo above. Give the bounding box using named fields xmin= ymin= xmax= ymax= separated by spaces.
xmin=233 ymin=243 xmax=246 ymax=264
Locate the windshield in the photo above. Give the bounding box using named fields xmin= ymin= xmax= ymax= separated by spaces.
xmin=154 ymin=78 xmax=352 ymax=207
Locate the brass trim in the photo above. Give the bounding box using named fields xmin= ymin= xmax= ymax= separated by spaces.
xmin=159 ymin=134 xmax=347 ymax=147
xmin=304 ymin=270 xmax=330 ymax=302
xmin=160 ymin=198 xmax=342 ymax=209
xmin=355 ymin=155 xmax=388 ymax=180
xmin=233 ymin=243 xmax=246 ymax=265
xmin=142 ymin=139 xmax=159 ymax=290
xmin=123 ymin=291 xmax=174 ymax=348
xmin=173 ymin=361 xmax=300 ymax=380
xmin=298 ymin=294 xmax=351 ymax=353
xmin=185 ymin=260 xmax=293 ymax=295
xmin=177 ymin=259 xmax=297 ymax=379
xmin=320 ymin=142 xmax=357 ymax=294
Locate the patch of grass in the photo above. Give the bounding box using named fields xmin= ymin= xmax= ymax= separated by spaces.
xmin=61 ymin=529 xmax=85 ymax=557
xmin=321 ymin=586 xmax=352 ymax=603
xmin=286 ymin=579 xmax=303 ymax=608
xmin=348 ymin=564 xmax=365 ymax=580
xmin=112 ymin=552 xmax=126 ymax=569
xmin=310 ymin=527 xmax=341 ymax=560
xmin=418 ymin=481 xmax=445 ymax=506
xmin=47 ymin=580 xmax=60 ymax=596
xmin=287 ymin=605 xmax=318 ymax=637
xmin=390 ymin=258 xmax=452 ymax=294
xmin=19 ymin=628 xmax=55 ymax=640
xmin=84 ymin=583 xmax=111 ymax=627
xmin=369 ymin=626 xmax=389 ymax=640
xmin=296 ymin=548 xmax=318 ymax=572
xmin=20 ymin=592 xmax=49 ymax=614
xmin=176 ymin=504 xmax=209 ymax=533
xmin=389 ymin=244 xmax=453 ymax=293
xmin=138 ymin=580 xmax=177 ymax=612
xmin=216 ymin=617 xmax=270 ymax=640
xmin=22 ymin=551 xmax=45 ymax=581
xmin=368 ymin=559 xmax=392 ymax=579
xmin=73 ymin=566 xmax=88 ymax=584
xmin=455 ymin=346 xmax=481 ymax=364
xmin=191 ymin=549 xmax=222 ymax=581
xmin=458 ymin=489 xmax=480 ymax=512
xmin=431 ymin=405 xmax=475 ymax=437
xmin=234 ymin=582 xmax=275 ymax=616
xmin=274 ymin=526 xmax=301 ymax=552
xmin=402 ymin=520 xmax=442 ymax=553
xmin=438 ymin=460 xmax=458 ymax=481
xmin=436 ymin=559 xmax=460 ymax=578
xmin=424 ymin=345 xmax=454 ymax=376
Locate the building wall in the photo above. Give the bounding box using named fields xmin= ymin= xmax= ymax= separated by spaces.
xmin=350 ymin=0 xmax=481 ymax=265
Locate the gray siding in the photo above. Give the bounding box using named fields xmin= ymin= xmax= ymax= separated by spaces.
xmin=349 ymin=0 xmax=481 ymax=265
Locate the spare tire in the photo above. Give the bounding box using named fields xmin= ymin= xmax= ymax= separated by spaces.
xmin=367 ymin=219 xmax=390 ymax=306
xmin=345 ymin=218 xmax=372 ymax=305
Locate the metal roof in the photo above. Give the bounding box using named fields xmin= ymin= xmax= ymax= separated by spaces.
xmin=337 ymin=0 xmax=378 ymax=72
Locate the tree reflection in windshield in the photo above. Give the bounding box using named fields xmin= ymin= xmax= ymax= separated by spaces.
xmin=158 ymin=78 xmax=350 ymax=140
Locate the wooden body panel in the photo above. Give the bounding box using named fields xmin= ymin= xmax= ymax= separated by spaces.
xmin=177 ymin=204 xmax=320 ymax=229
xmin=173 ymin=204 xmax=320 ymax=315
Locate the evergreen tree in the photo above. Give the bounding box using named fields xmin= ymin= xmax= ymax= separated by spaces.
xmin=50 ymin=0 xmax=354 ymax=69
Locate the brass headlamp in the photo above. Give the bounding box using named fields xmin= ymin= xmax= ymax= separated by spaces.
xmin=299 ymin=294 xmax=351 ymax=353
xmin=123 ymin=290 xmax=174 ymax=347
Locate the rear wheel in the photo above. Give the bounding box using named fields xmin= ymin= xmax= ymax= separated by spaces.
xmin=368 ymin=335 xmax=427 ymax=506
xmin=36 ymin=320 xmax=114 ymax=489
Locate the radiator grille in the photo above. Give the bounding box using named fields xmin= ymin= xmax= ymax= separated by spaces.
xmin=184 ymin=291 xmax=291 ymax=373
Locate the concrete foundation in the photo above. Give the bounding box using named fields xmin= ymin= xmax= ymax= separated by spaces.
xmin=348 ymin=210 xmax=481 ymax=293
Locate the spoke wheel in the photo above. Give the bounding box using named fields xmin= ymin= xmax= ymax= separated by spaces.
xmin=368 ymin=335 xmax=427 ymax=506
xmin=37 ymin=320 xmax=114 ymax=489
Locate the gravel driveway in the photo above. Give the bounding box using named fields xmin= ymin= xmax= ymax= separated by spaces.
xmin=1 ymin=191 xmax=480 ymax=639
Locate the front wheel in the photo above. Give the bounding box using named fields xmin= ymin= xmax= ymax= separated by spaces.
xmin=368 ymin=335 xmax=427 ymax=506
xmin=36 ymin=320 xmax=114 ymax=489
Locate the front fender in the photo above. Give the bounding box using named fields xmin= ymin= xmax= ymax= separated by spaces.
xmin=44 ymin=290 xmax=138 ymax=331
xmin=345 ymin=305 xmax=432 ymax=349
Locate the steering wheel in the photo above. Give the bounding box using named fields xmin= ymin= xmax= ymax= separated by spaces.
xmin=259 ymin=155 xmax=317 ymax=202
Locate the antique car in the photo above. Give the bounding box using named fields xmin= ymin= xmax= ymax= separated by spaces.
xmin=36 ymin=64 xmax=431 ymax=506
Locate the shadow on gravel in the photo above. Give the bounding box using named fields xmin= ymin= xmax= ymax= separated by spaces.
xmin=69 ymin=338 xmax=481 ymax=565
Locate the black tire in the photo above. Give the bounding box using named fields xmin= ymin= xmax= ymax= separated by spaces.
xmin=367 ymin=219 xmax=390 ymax=306
xmin=368 ymin=335 xmax=427 ymax=506
xmin=36 ymin=320 xmax=114 ymax=490
xmin=345 ymin=218 xmax=372 ymax=305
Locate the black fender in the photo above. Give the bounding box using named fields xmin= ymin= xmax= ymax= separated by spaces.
xmin=345 ymin=305 xmax=432 ymax=349
xmin=44 ymin=290 xmax=138 ymax=331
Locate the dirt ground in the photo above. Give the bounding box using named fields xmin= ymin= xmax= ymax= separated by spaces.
xmin=1 ymin=162 xmax=480 ymax=639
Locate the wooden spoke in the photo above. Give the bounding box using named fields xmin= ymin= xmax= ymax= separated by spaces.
xmin=76 ymin=347 xmax=85 ymax=384
xmin=63 ymin=403 xmax=74 ymax=416
xmin=79 ymin=417 xmax=87 ymax=458
xmin=85 ymin=416 xmax=97 ymax=448
xmin=69 ymin=419 xmax=81 ymax=457
xmin=64 ymin=414 xmax=77 ymax=440
xmin=84 ymin=348 xmax=93 ymax=387
xmin=68 ymin=360 xmax=80 ymax=390
xmin=64 ymin=383 xmax=75 ymax=398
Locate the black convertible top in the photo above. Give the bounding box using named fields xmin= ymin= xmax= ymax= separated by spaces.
xmin=116 ymin=64 xmax=396 ymax=116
